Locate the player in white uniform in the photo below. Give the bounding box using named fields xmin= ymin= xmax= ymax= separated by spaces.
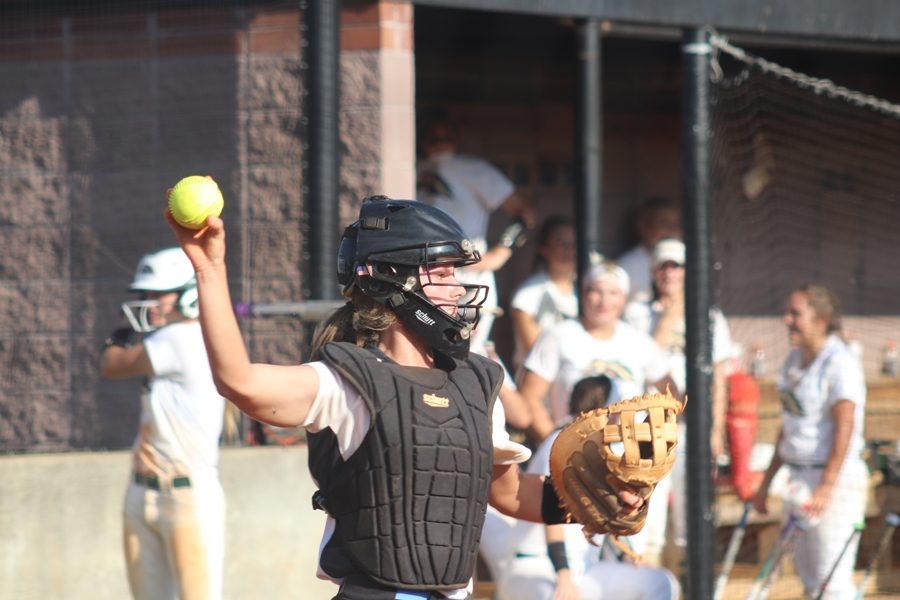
xmin=624 ymin=238 xmax=734 ymax=552
xmin=519 ymin=261 xmax=677 ymax=562
xmin=751 ymin=284 xmax=868 ymax=599
xmin=165 ymin=196 xmax=645 ymax=600
xmin=509 ymin=216 xmax=578 ymax=368
xmin=417 ymin=115 xmax=535 ymax=350
xmin=100 ymin=247 xmax=226 ymax=600
xmin=497 ymin=376 xmax=680 ymax=600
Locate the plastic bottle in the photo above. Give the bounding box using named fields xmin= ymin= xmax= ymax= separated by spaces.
xmin=749 ymin=342 xmax=765 ymax=378
xmin=882 ymin=339 xmax=899 ymax=377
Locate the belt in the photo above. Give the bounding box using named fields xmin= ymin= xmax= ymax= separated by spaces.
xmin=133 ymin=472 xmax=191 ymax=491
xmin=337 ymin=573 xmax=447 ymax=599
xmin=785 ymin=463 xmax=826 ymax=469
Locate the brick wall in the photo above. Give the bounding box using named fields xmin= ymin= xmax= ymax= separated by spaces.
xmin=0 ymin=1 xmax=411 ymax=451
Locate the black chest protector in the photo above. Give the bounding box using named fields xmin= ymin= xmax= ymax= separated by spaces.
xmin=308 ymin=342 xmax=502 ymax=589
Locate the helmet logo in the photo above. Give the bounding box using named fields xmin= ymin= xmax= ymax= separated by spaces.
xmin=415 ymin=309 xmax=436 ymax=326
xmin=422 ymin=393 xmax=450 ymax=408
xmin=139 ymin=264 xmax=154 ymax=275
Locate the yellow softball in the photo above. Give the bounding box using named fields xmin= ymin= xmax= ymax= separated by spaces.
xmin=167 ymin=175 xmax=224 ymax=229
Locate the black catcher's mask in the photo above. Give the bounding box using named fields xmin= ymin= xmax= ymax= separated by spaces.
xmin=337 ymin=196 xmax=488 ymax=360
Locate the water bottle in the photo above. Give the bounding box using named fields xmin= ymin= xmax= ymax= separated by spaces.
xmin=882 ymin=340 xmax=899 ymax=377
xmin=749 ymin=342 xmax=766 ymax=378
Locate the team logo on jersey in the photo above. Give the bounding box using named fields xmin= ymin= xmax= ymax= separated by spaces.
xmin=586 ymin=359 xmax=635 ymax=382
xmin=423 ymin=393 xmax=450 ymax=408
xmin=779 ymin=389 xmax=806 ymax=416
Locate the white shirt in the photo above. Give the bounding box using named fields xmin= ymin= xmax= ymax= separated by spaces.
xmin=510 ymin=271 xmax=578 ymax=366
xmin=303 ymin=360 xmax=531 ymax=597
xmin=505 ymin=429 xmax=603 ymax=568
xmin=777 ymin=335 xmax=866 ymax=465
xmin=624 ymin=300 xmax=733 ymax=394
xmin=616 ymin=245 xmax=653 ymax=303
xmin=417 ymin=153 xmax=515 ymax=251
xmin=523 ymin=319 xmax=670 ymax=426
xmin=139 ymin=321 xmax=224 ymax=475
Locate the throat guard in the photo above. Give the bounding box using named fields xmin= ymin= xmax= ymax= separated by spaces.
xmin=308 ymin=342 xmax=502 ymax=589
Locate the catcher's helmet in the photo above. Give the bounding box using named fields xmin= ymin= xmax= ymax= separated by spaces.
xmin=337 ymin=196 xmax=487 ymax=359
xmin=122 ymin=247 xmax=198 ymax=331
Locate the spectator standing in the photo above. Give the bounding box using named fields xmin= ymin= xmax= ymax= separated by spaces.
xmin=624 ymin=238 xmax=733 ymax=555
xmin=417 ymin=114 xmax=535 ymax=350
xmin=751 ymin=284 xmax=868 ymax=599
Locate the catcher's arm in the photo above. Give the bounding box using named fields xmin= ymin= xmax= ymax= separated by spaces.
xmin=488 ymin=464 xmax=643 ymax=524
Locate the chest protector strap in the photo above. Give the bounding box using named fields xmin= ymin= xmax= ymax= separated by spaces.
xmin=308 ymin=342 xmax=501 ymax=589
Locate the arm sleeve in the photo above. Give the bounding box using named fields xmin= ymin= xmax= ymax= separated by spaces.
xmin=492 ymin=400 xmax=532 ymax=465
xmin=523 ymin=327 xmax=563 ymax=383
xmin=467 ymin=159 xmax=515 ymax=211
xmin=142 ymin=329 xmax=180 ymax=376
xmin=642 ymin=334 xmax=671 ymax=385
xmin=711 ymin=308 xmax=734 ymax=364
xmin=826 ymin=353 xmax=866 ymax=408
xmin=303 ymin=362 xmax=371 ymax=460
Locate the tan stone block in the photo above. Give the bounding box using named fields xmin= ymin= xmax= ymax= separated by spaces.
xmin=0 ymin=282 xmax=70 ymax=334
xmin=341 ymin=52 xmax=380 ymax=109
xmin=248 ymin=223 xmax=302 ymax=277
xmin=247 ymin=111 xmax=302 ymax=165
xmin=0 ymin=227 xmax=66 ymax=280
xmin=246 ymin=56 xmax=303 ymax=110
xmin=247 ymin=167 xmax=303 ymax=222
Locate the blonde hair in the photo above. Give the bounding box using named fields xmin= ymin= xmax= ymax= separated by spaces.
xmin=796 ymin=283 xmax=843 ymax=335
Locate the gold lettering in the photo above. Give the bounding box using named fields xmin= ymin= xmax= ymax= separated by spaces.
xmin=423 ymin=393 xmax=450 ymax=408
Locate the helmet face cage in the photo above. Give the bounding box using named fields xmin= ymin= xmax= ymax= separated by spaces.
xmin=415 ymin=244 xmax=489 ymax=328
xmin=336 ymin=197 xmax=489 ymax=359
xmin=121 ymin=299 xmax=158 ymax=333
xmin=120 ymin=287 xmax=198 ymax=333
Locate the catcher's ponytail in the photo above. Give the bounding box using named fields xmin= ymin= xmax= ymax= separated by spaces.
xmin=309 ymin=287 xmax=396 ymax=360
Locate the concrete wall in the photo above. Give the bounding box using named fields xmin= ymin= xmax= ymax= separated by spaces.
xmin=0 ymin=445 xmax=336 ymax=600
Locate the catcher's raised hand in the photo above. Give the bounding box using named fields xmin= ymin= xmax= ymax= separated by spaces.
xmin=548 ymin=388 xmax=686 ymax=537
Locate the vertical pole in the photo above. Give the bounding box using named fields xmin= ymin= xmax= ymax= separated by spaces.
xmin=301 ymin=0 xmax=341 ymax=300
xmin=682 ymin=27 xmax=714 ymax=600
xmin=575 ymin=18 xmax=602 ymax=300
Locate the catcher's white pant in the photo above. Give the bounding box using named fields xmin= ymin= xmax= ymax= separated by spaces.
xmin=497 ymin=554 xmax=680 ymax=600
xmin=782 ymin=457 xmax=868 ymax=600
xmin=123 ymin=472 xmax=225 ymax=600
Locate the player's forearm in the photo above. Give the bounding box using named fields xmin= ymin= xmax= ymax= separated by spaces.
xmin=520 ymin=371 xmax=555 ymax=441
xmin=511 ymin=309 xmax=540 ymax=351
xmin=761 ymin=429 xmax=785 ymax=487
xmin=821 ymin=400 xmax=855 ymax=487
xmin=467 ymin=245 xmax=512 ymax=272
xmin=489 ymin=465 xmax=545 ymax=522
xmin=194 ymin=261 xmax=253 ymax=400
